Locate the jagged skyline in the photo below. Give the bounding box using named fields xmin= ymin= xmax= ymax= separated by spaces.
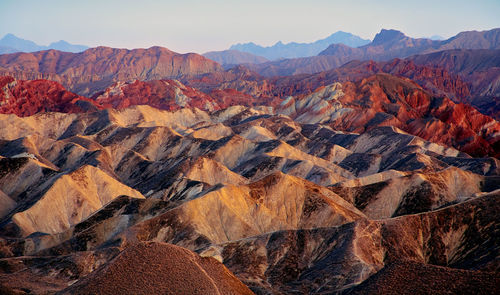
xmin=1 ymin=0 xmax=500 ymax=53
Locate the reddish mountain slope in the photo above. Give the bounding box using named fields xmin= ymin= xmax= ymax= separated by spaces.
xmin=268 ymin=59 xmax=471 ymax=100
xmin=185 ymin=58 xmax=472 ymax=104
xmin=0 ymin=76 xmax=102 ymax=116
xmin=185 ymin=65 xmax=271 ymax=95
xmin=243 ymin=55 xmax=351 ymax=76
xmin=0 ymin=46 xmax=223 ymax=96
xmin=408 ymin=49 xmax=500 ymax=119
xmin=93 ymin=79 xmax=221 ymax=111
xmin=336 ymin=74 xmax=500 ymax=157
xmin=277 ymin=74 xmax=499 ymax=157
xmin=93 ymin=79 xmax=281 ymax=111
xmin=209 ymin=88 xmax=281 ymax=108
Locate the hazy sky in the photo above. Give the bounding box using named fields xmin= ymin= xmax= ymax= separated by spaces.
xmin=1 ymin=0 xmax=499 ymax=53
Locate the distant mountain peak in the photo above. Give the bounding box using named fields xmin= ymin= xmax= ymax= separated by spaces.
xmin=429 ymin=35 xmax=444 ymax=40
xmin=0 ymin=33 xmax=89 ymax=54
xmin=2 ymin=33 xmax=18 ymax=39
xmin=50 ymin=40 xmax=70 ymax=45
xmin=372 ymin=29 xmax=407 ymax=44
xmin=229 ymin=31 xmax=370 ymax=60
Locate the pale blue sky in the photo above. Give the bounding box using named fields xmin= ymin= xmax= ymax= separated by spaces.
xmin=1 ymin=0 xmax=499 ymax=53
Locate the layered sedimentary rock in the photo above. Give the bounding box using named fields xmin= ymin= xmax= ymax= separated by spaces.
xmin=0 ymin=103 xmax=497 ymax=293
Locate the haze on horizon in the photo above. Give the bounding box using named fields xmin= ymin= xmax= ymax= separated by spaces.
xmin=1 ymin=0 xmax=499 ymax=54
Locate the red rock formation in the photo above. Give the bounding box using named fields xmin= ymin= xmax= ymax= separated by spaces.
xmin=93 ymin=79 xmax=281 ymax=112
xmin=332 ymin=74 xmax=500 ymax=157
xmin=185 ymin=58 xmax=471 ymax=106
xmin=93 ymin=79 xmax=221 ymax=111
xmin=268 ymin=59 xmax=471 ymax=101
xmin=408 ymin=49 xmax=500 ymax=119
xmin=0 ymin=76 xmax=102 ymax=116
xmin=185 ymin=65 xmax=275 ymax=97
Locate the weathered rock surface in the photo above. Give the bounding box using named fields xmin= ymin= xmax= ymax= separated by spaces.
xmin=0 ymin=104 xmax=497 ymax=294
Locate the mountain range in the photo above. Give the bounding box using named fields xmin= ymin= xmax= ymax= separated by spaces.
xmin=0 ymin=27 xmax=499 ymax=294
xmin=243 ymin=28 xmax=500 ymax=77
xmin=0 ymin=46 xmax=222 ymax=96
xmin=203 ymin=49 xmax=269 ymax=66
xmin=229 ymin=31 xmax=370 ymax=60
xmin=0 ymin=33 xmax=89 ymax=54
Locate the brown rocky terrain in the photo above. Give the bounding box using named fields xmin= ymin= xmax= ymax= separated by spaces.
xmin=0 ymin=103 xmax=497 ymax=294
xmin=345 ymin=261 xmax=499 ymax=295
xmin=60 ymin=242 xmax=254 ymax=295
xmin=92 ymin=79 xmax=221 ymax=111
xmin=1 ymin=70 xmax=498 ymax=157
xmin=185 ymin=57 xmax=473 ymax=104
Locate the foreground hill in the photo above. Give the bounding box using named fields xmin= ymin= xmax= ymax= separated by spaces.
xmin=0 ymin=104 xmax=498 ymax=293
xmin=60 ymin=242 xmax=253 ymax=295
xmin=0 ymin=46 xmax=223 ymax=96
